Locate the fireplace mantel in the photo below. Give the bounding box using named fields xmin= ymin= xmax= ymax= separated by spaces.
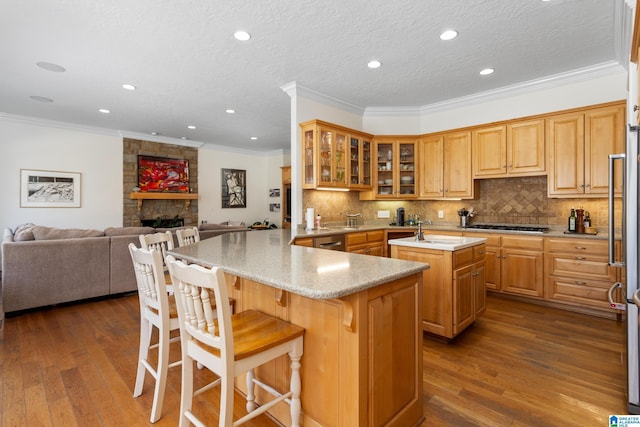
xmin=129 ymin=192 xmax=198 ymax=212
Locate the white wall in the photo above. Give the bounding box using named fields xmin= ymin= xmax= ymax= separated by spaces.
xmin=0 ymin=116 xmax=287 ymax=233
xmin=363 ymin=71 xmax=628 ymax=134
xmin=0 ymin=117 xmax=123 ymax=231
xmin=198 ymin=147 xmax=286 ymax=226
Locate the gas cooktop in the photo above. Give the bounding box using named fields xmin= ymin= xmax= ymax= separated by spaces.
xmin=465 ymin=224 xmax=550 ymax=233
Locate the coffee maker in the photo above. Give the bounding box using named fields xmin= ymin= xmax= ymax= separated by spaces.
xmin=396 ymin=207 xmax=405 ymax=226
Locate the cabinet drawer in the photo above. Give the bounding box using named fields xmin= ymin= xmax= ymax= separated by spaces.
xmin=346 ymin=232 xmax=367 ymax=246
xmin=453 ymin=247 xmax=474 ymax=269
xmin=502 ymin=235 xmax=544 ymax=250
xmin=545 ymin=237 xmax=608 ymax=256
xmin=473 ymin=244 xmax=487 ymax=262
xmin=366 ymin=230 xmax=385 ymax=243
xmin=546 ymin=254 xmax=616 ymax=281
xmin=546 ymin=275 xmax=617 ymax=309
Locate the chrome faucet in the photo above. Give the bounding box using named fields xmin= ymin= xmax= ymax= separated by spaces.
xmin=415 ymin=221 xmax=425 ymax=241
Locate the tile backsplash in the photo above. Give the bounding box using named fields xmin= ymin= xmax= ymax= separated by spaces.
xmin=303 ymin=176 xmax=616 ymax=229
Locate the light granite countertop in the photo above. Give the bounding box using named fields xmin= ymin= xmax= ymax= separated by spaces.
xmin=167 ymin=229 xmax=430 ymax=300
xmin=290 ymin=222 xmax=613 ymax=241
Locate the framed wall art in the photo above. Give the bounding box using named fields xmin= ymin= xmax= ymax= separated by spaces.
xmin=137 ymin=155 xmax=189 ymax=193
xmin=221 ymin=168 xmax=246 ymax=208
xmin=20 ymin=169 xmax=81 ymax=208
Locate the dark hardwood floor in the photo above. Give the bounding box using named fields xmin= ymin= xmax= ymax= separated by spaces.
xmin=0 ymin=293 xmax=627 ymax=426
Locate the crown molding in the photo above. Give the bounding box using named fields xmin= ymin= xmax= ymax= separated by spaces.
xmin=364 ymin=61 xmax=626 ymax=117
xmin=281 ymin=81 xmax=365 ymax=115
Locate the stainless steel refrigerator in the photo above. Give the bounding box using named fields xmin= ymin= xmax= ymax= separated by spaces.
xmin=609 ymin=125 xmax=640 ymax=414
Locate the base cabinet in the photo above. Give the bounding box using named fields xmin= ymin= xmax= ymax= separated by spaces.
xmin=391 ymin=243 xmax=486 ymax=339
xmin=346 ymin=230 xmax=385 ymax=256
xmin=544 ymin=237 xmax=621 ymax=311
xmin=469 ymin=233 xmax=544 ymax=298
xmin=230 ymin=275 xmax=423 ymax=427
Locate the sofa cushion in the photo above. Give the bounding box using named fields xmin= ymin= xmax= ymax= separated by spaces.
xmin=32 ymin=226 xmax=105 ymax=240
xmin=13 ymin=223 xmax=36 ymax=241
xmin=104 ymin=226 xmax=155 ymax=236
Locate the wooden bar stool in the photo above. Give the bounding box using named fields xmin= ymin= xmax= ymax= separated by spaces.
xmin=166 ymin=255 xmax=305 ymax=427
xmin=129 ymin=243 xmax=181 ymax=423
xmin=139 ymin=231 xmax=175 ymax=286
xmin=176 ymin=226 xmax=200 ymax=247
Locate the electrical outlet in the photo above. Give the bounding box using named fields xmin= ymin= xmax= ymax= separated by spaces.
xmin=377 ymin=210 xmax=390 ymax=219
xmin=438 ymin=210 xmax=444 ymax=219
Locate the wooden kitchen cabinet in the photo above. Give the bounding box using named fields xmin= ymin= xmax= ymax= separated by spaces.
xmin=418 ymin=131 xmax=474 ymax=199
xmin=348 ymin=134 xmax=373 ymax=190
xmin=390 ymin=243 xmax=486 ymax=339
xmin=465 ymin=233 xmax=544 ymax=298
xmin=301 ymin=120 xmax=374 ymax=190
xmin=545 ymin=237 xmax=621 ymax=312
xmin=546 ymin=102 xmax=625 ymax=197
xmin=372 ymin=137 xmax=418 ymax=199
xmin=346 ymin=230 xmax=385 ymax=256
xmin=473 ymin=120 xmax=545 ymax=178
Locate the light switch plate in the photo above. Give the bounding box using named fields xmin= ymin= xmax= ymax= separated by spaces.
xmin=438 ymin=210 xmax=444 ymax=218
xmin=377 ymin=210 xmax=390 ymax=218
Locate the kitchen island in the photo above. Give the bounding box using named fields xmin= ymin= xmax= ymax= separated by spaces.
xmin=168 ymin=229 xmax=430 ymax=427
xmin=389 ymin=235 xmax=487 ymax=339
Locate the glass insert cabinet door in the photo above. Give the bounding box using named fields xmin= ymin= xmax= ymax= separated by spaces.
xmin=398 ymin=142 xmax=416 ymax=196
xmin=376 ymin=142 xmax=394 ymax=196
xmin=350 ymin=137 xmax=372 ymax=187
xmin=303 ymin=129 xmax=315 ymax=186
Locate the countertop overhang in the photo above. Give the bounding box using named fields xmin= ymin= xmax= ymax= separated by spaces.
xmin=167 ymin=229 xmax=429 ymax=300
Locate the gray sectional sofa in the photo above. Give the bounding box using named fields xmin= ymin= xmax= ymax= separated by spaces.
xmin=1 ymin=223 xmax=249 ymax=315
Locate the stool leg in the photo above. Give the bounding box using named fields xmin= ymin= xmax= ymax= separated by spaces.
xmin=245 ymin=368 xmax=257 ymax=412
xmin=134 ymin=315 xmax=152 ymax=397
xmin=289 ymin=341 xmax=303 ymax=427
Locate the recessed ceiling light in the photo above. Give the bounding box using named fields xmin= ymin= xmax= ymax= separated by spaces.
xmin=439 ymin=30 xmax=458 ymax=41
xmin=480 ymin=68 xmax=495 ymax=76
xmin=98 ymin=108 xmax=111 ymax=114
xmin=234 ymin=31 xmax=251 ymax=41
xmin=250 ymin=137 xmax=258 ymax=140
xmin=30 ymin=95 xmax=53 ymax=103
xmin=122 ymin=83 xmax=136 ymax=90
xmin=187 ymin=125 xmax=196 ymax=130
xmin=367 ymin=60 xmax=382 ymax=69
xmin=226 ymin=109 xmax=236 ymax=114
xmin=36 ymin=62 xmax=66 ymax=72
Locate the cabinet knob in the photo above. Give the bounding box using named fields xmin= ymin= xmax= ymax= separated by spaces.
xmin=575 ymin=256 xmax=586 ymax=260
xmin=574 ymin=246 xmax=587 ymax=250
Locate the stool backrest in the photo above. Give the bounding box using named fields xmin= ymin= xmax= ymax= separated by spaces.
xmin=176 ymin=227 xmax=200 ymax=247
xmin=166 ymin=255 xmax=233 ymax=358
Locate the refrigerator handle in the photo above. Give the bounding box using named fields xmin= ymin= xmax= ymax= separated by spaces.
xmin=608 ymin=281 xmax=627 ymax=309
xmin=608 ymin=153 xmax=626 ymax=267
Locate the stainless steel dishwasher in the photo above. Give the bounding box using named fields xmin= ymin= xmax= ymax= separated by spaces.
xmin=313 ymin=234 xmax=345 ymax=251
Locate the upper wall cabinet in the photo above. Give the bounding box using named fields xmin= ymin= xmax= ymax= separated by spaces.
xmin=301 ymin=120 xmax=373 ymax=190
xmin=372 ymin=137 xmax=418 ymax=199
xmin=472 ymin=120 xmax=545 ymax=179
xmin=348 ymin=134 xmax=373 ymax=190
xmin=547 ymin=103 xmax=625 ymax=197
xmin=419 ymin=131 xmax=474 ymax=199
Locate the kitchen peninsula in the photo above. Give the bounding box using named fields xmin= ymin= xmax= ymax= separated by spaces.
xmin=168 ymin=229 xmax=430 ymax=427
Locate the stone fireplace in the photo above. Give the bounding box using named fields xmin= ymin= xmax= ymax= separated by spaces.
xmin=123 ymin=138 xmax=198 ymax=227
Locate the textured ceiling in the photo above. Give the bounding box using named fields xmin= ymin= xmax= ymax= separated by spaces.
xmin=0 ymin=0 xmax=624 ymax=153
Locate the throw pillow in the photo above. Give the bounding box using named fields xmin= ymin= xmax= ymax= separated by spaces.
xmin=13 ymin=223 xmax=36 ymax=241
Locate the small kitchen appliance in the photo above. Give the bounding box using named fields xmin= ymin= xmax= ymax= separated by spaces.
xmin=396 ymin=207 xmax=405 ymax=226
